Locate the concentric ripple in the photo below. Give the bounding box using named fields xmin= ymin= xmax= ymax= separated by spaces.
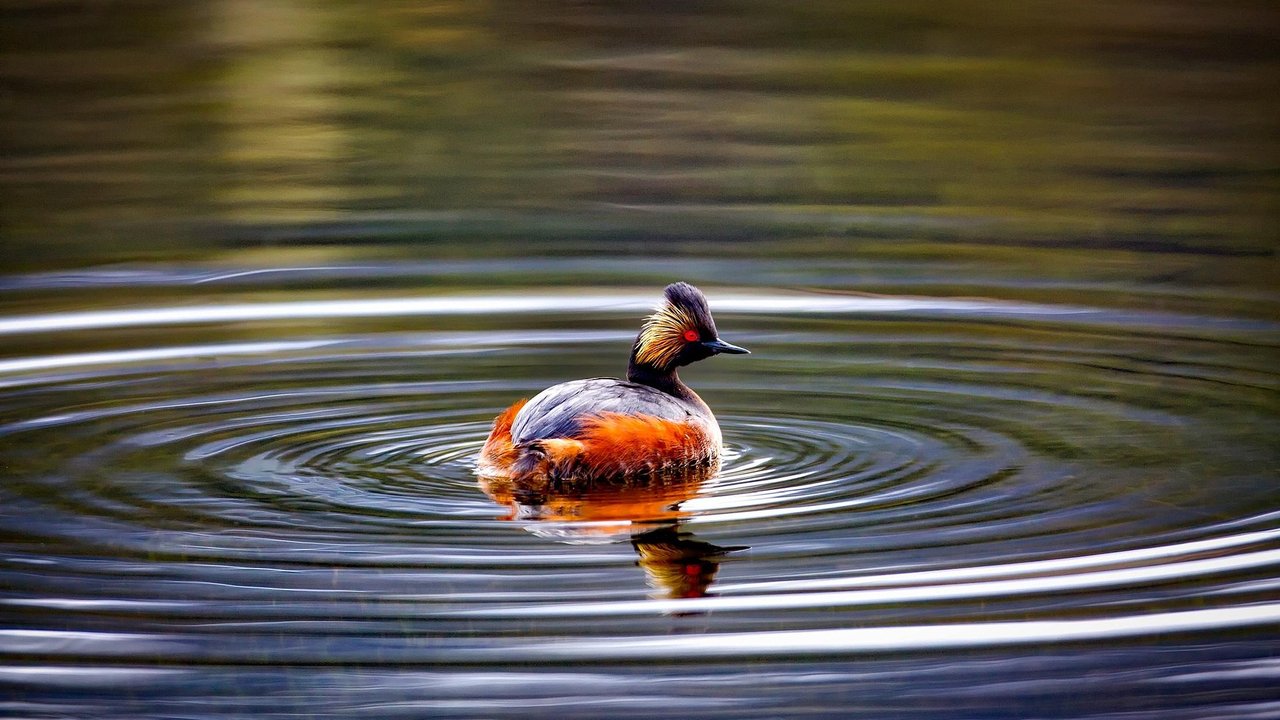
xmin=1 ymin=286 xmax=1278 ymax=718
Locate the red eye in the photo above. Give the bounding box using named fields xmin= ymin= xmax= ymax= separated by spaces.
xmin=682 ymin=329 xmax=700 ymax=342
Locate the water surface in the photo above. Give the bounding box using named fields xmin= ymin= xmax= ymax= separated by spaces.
xmin=2 ymin=262 xmax=1277 ymax=718
xmin=1 ymin=2 xmax=1278 ymax=718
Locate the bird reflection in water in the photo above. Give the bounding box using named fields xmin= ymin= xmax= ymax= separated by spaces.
xmin=478 ymin=467 xmax=744 ymax=600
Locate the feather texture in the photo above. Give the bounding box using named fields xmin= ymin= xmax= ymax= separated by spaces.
xmin=480 ymin=378 xmax=721 ymax=484
xmin=634 ymin=301 xmax=698 ymax=369
xmin=510 ymin=378 xmax=692 ymax=444
xmin=477 ymin=398 xmax=527 ymax=474
xmin=508 ymin=412 xmax=718 ymax=484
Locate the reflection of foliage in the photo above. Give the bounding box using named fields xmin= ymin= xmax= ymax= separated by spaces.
xmin=1 ymin=0 xmax=1276 ymax=268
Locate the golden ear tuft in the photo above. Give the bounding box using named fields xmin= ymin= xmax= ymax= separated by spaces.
xmin=635 ymin=301 xmax=695 ymax=368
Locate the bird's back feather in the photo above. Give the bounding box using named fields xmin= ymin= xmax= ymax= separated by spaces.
xmin=510 ymin=377 xmax=695 ymax=444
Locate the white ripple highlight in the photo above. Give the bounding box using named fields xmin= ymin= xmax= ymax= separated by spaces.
xmin=0 ymin=293 xmax=1089 ymax=335
xmin=510 ymin=603 xmax=1280 ymax=660
xmin=453 ymin=530 xmax=1280 ymax=618
xmin=0 ymin=340 xmax=338 ymax=374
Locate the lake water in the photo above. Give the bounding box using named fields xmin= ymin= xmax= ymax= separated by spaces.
xmin=2 ymin=2 xmax=1278 ymax=718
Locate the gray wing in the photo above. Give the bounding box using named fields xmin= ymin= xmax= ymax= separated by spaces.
xmin=510 ymin=378 xmax=692 ymax=444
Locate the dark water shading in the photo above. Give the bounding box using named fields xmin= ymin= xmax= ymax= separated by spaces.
xmin=2 ymin=0 xmax=1280 ymax=717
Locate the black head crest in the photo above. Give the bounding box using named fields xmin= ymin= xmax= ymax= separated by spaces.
xmin=662 ymin=282 xmax=718 ymax=336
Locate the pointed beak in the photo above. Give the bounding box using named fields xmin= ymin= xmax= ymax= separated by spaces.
xmin=702 ymin=338 xmax=750 ymax=355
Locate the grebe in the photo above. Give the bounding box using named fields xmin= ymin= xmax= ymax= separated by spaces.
xmin=479 ymin=282 xmax=748 ymax=486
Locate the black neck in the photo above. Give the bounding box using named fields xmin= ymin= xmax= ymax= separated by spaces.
xmin=627 ymin=349 xmax=713 ymax=418
xmin=626 ymin=359 xmax=688 ymax=398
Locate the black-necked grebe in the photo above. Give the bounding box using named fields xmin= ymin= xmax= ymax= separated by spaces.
xmin=479 ymin=282 xmax=748 ymax=484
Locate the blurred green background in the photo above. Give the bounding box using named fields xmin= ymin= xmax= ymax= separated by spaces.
xmin=1 ymin=0 xmax=1276 ymax=284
